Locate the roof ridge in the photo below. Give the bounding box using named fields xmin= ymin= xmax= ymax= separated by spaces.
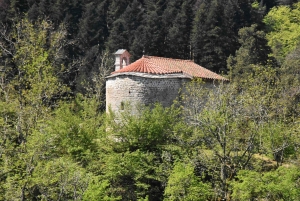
xmin=147 ymin=55 xmax=193 ymax=62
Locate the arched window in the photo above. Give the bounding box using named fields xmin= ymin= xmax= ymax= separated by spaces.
xmin=122 ymin=57 xmax=127 ymax=66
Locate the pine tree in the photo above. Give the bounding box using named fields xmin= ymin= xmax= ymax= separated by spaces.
xmin=141 ymin=0 xmax=167 ymax=57
xmin=75 ymin=0 xmax=110 ymax=93
xmin=106 ymin=18 xmax=129 ymax=52
xmin=107 ymin=0 xmax=144 ymax=59
xmin=164 ymin=0 xmax=195 ymax=59
xmin=106 ymin=0 xmax=133 ymax=32
xmin=0 ymin=0 xmax=10 ymax=22
xmin=228 ymin=24 xmax=272 ymax=80
xmin=192 ymin=0 xmax=258 ymax=72
xmin=9 ymin=0 xmax=29 ymax=16
xmin=192 ymin=0 xmax=227 ymax=72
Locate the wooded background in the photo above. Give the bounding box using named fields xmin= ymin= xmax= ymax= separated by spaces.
xmin=0 ymin=0 xmax=300 ymax=200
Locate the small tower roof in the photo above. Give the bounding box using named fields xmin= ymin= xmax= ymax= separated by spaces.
xmin=114 ymin=49 xmax=130 ymax=55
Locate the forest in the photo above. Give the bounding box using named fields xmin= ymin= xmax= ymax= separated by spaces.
xmin=0 ymin=0 xmax=300 ymax=200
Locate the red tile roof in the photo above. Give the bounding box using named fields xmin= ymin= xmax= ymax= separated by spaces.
xmin=112 ymin=56 xmax=228 ymax=81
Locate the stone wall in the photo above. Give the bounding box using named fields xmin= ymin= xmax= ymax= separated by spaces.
xmin=106 ymin=73 xmax=190 ymax=113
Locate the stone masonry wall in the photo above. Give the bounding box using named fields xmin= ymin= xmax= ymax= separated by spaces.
xmin=106 ymin=74 xmax=189 ymax=113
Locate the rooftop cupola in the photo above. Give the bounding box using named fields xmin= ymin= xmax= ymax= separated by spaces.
xmin=114 ymin=49 xmax=131 ymax=71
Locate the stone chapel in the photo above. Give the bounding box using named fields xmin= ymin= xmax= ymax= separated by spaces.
xmin=106 ymin=49 xmax=228 ymax=113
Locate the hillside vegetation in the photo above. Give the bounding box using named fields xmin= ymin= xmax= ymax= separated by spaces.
xmin=0 ymin=0 xmax=300 ymax=200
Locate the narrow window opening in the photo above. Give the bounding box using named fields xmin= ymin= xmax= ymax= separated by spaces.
xmin=120 ymin=101 xmax=125 ymax=110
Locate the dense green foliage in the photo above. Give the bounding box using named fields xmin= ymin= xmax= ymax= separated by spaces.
xmin=264 ymin=2 xmax=300 ymax=63
xmin=0 ymin=0 xmax=300 ymax=200
xmin=231 ymin=166 xmax=300 ymax=200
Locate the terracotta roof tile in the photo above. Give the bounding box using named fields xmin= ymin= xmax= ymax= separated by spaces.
xmin=112 ymin=56 xmax=228 ymax=81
